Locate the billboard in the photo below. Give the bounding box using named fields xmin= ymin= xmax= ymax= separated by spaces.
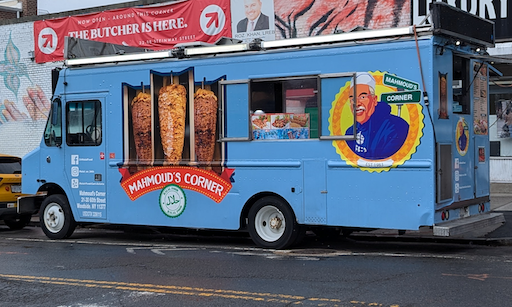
xmin=34 ymin=0 xmax=416 ymax=63
xmin=34 ymin=0 xmax=232 ymax=63
xmin=273 ymin=0 xmax=411 ymax=39
xmin=231 ymin=0 xmax=275 ymax=43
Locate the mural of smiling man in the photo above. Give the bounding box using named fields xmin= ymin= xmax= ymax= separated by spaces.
xmin=345 ymin=72 xmax=409 ymax=160
xmin=329 ymin=71 xmax=424 ymax=173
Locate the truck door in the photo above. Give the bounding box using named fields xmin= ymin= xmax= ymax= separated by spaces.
xmin=64 ymin=97 xmax=107 ymax=220
xmin=452 ymin=58 xmax=489 ymax=201
xmin=452 ymin=54 xmax=475 ymax=201
xmin=40 ymin=98 xmax=64 ymax=183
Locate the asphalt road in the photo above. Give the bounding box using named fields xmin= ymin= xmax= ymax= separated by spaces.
xmin=1 ymin=224 xmax=512 ymax=306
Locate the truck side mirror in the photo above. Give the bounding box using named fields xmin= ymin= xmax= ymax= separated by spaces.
xmin=51 ymin=101 xmax=59 ymax=126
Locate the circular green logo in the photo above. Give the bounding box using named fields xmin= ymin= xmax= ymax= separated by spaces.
xmin=159 ymin=184 xmax=186 ymax=218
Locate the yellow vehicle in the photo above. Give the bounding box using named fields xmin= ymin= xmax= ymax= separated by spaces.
xmin=0 ymin=155 xmax=31 ymax=229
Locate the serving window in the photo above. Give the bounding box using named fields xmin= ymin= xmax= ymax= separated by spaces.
xmin=250 ymin=77 xmax=318 ymax=140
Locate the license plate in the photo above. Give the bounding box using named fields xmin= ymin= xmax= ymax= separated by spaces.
xmin=11 ymin=185 xmax=21 ymax=193
xmin=7 ymin=203 xmax=16 ymax=208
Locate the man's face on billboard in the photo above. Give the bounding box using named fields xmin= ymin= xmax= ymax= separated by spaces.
xmin=349 ymin=84 xmax=378 ymax=124
xmin=244 ymin=0 xmax=262 ymax=21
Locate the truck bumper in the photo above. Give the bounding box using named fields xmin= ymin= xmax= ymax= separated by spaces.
xmin=0 ymin=202 xmax=21 ymax=219
xmin=17 ymin=195 xmax=44 ymax=215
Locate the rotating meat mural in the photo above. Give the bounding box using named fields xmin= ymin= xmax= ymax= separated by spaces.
xmin=131 ymin=92 xmax=152 ymax=163
xmin=194 ymin=88 xmax=218 ymax=170
xmin=158 ymin=84 xmax=187 ymax=166
xmin=121 ymin=70 xmax=230 ymax=204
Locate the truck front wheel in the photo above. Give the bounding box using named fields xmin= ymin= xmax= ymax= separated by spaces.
xmin=248 ymin=196 xmax=300 ymax=249
xmin=40 ymin=194 xmax=76 ymax=239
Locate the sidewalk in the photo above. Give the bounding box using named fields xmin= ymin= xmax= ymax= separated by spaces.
xmin=484 ymin=194 xmax=512 ymax=240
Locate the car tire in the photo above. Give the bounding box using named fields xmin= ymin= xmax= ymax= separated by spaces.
xmin=39 ymin=194 xmax=76 ymax=239
xmin=4 ymin=214 xmax=32 ymax=230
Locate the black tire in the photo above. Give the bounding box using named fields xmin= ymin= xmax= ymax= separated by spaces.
xmin=248 ymin=196 xmax=300 ymax=249
xmin=39 ymin=194 xmax=76 ymax=239
xmin=4 ymin=214 xmax=32 ymax=230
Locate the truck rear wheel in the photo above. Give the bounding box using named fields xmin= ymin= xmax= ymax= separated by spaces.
xmin=40 ymin=194 xmax=76 ymax=239
xmin=248 ymin=196 xmax=300 ymax=249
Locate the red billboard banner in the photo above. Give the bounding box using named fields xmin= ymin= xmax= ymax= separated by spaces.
xmin=33 ymin=0 xmax=232 ymax=63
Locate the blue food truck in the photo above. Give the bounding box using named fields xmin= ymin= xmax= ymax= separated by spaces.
xmin=19 ymin=3 xmax=504 ymax=248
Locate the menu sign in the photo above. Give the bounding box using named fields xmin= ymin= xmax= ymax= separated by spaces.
xmin=252 ymin=113 xmax=310 ymax=140
xmin=473 ymin=63 xmax=488 ymax=135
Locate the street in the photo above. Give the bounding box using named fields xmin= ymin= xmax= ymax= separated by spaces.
xmin=0 ymin=224 xmax=511 ymax=306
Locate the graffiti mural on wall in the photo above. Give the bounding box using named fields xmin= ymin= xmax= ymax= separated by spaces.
xmin=0 ymin=30 xmax=52 ymax=158
xmin=0 ymin=33 xmax=49 ymax=124
xmin=273 ymin=0 xmax=410 ymax=39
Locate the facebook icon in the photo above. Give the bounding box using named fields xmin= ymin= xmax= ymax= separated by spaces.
xmin=71 ymin=155 xmax=79 ymax=165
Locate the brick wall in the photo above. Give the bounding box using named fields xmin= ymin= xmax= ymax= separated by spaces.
xmin=0 ymin=0 xmax=37 ymax=20
xmin=0 ymin=11 xmax=17 ymax=20
xmin=20 ymin=0 xmax=38 ymax=17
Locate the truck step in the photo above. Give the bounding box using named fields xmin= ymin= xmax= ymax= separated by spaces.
xmin=433 ymin=213 xmax=505 ymax=237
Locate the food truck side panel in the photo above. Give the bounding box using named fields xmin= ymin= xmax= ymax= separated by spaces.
xmin=18 ymin=3 xmax=496 ymax=248
xmin=23 ymin=33 xmax=493 ymax=237
xmin=25 ymin=37 xmax=437 ymax=232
